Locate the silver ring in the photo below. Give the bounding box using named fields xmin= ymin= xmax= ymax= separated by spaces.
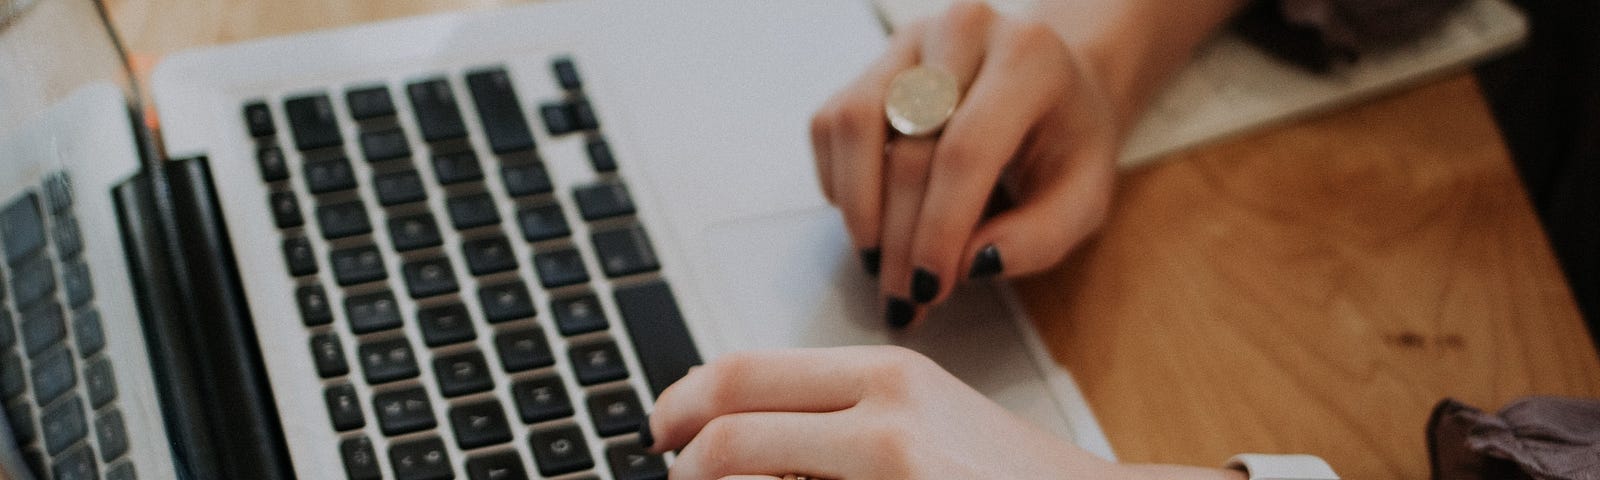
xmin=885 ymin=65 xmax=961 ymax=137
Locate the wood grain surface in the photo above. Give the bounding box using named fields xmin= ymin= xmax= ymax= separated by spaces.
xmin=1018 ymin=74 xmax=1600 ymax=477
xmin=104 ymin=1 xmax=1600 ymax=478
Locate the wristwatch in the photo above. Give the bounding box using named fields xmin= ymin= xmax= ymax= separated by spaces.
xmin=1226 ymin=454 xmax=1340 ymax=480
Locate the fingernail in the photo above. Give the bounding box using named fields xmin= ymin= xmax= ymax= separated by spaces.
xmin=911 ymin=268 xmax=940 ymax=304
xmin=968 ymin=244 xmax=1004 ymax=279
xmin=886 ymin=297 xmax=914 ymax=329
xmin=859 ymin=248 xmax=882 ymax=277
xmin=639 ymin=415 xmax=655 ymax=448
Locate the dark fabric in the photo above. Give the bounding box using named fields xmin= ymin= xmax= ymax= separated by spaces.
xmin=1231 ymin=0 xmax=1467 ymax=72
xmin=1428 ymin=397 xmax=1600 ymax=480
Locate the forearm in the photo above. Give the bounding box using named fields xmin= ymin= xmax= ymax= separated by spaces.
xmin=1029 ymin=0 xmax=1248 ymax=131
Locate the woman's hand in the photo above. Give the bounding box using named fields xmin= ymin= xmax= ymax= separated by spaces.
xmin=642 ymin=346 xmax=1127 ymax=479
xmin=809 ymin=2 xmax=1120 ymax=328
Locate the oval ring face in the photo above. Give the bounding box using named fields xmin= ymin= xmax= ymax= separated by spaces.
xmin=885 ymin=65 xmax=960 ymax=137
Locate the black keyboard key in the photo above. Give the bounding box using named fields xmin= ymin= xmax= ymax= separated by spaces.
xmin=511 ymin=376 xmax=571 ymax=424
xmin=463 ymin=235 xmax=518 ymax=276
xmin=573 ymin=182 xmax=635 ymax=221
xmin=53 ymin=215 xmax=82 ymax=259
xmin=43 ymin=173 xmax=72 ymax=214
xmin=21 ymin=301 xmax=65 ymax=356
xmin=374 ymin=170 xmax=428 ymax=206
xmin=553 ymin=293 xmax=608 ymax=336
xmin=0 ymin=309 xmax=10 ymax=349
xmin=587 ymin=388 xmax=644 ymax=437
xmin=360 ymin=128 xmax=412 ymax=162
xmin=478 ymin=281 xmax=535 ymax=323
xmin=501 ymin=163 xmax=552 ymax=197
xmin=340 ymin=436 xmax=383 ymax=480
xmin=310 ymin=333 xmax=350 ymax=378
xmin=606 ymin=443 xmax=668 ymax=480
xmin=516 ymin=202 xmax=569 ymax=243
xmin=466 ymin=68 xmax=536 ymax=154
xmin=296 ymin=285 xmax=334 ymax=326
xmin=40 ymin=394 xmax=85 ymax=455
xmin=52 ymin=444 xmax=96 ymax=480
xmin=347 ymin=86 xmax=396 ymax=120
xmin=495 ymin=328 xmax=553 ymax=373
xmin=258 ymin=146 xmax=289 ymax=182
xmin=615 ymin=281 xmax=702 ymax=396
xmin=358 ymin=338 xmax=418 ymax=384
xmin=433 ymin=150 xmax=483 ymax=185
xmin=586 ymin=137 xmax=617 ymax=173
xmin=6 ymin=399 xmax=34 ymax=443
xmin=345 ymin=290 xmax=402 ymax=334
xmin=331 ymin=245 xmax=387 ymax=286
xmin=390 ymin=436 xmax=454 ymax=480
xmin=533 ymin=247 xmax=589 ymax=289
xmin=325 ymin=384 xmax=366 ymax=432
xmin=592 ymin=225 xmax=660 ymax=278
xmin=552 ymin=58 xmax=582 ymax=91
xmin=284 ymin=94 xmax=343 ymax=151
xmin=447 ymin=193 xmax=501 ymax=230
xmin=407 ymin=78 xmax=467 ymax=142
xmin=73 ymin=308 xmax=104 ymax=357
xmin=417 ymin=303 xmax=475 ymax=347
xmin=434 ymin=350 xmax=494 ymax=397
xmin=1 ymin=352 xmax=23 ymax=398
xmin=96 ymin=408 xmax=129 ymax=461
xmin=373 ymin=386 xmax=436 ymax=436
xmin=10 ymin=255 xmax=54 ymax=309
xmin=284 ymin=237 xmax=318 ymax=276
xmin=449 ymin=399 xmax=512 ymax=449
xmin=84 ymin=357 xmax=117 ymax=408
xmin=61 ymin=260 xmax=93 ymax=308
xmin=529 ymin=426 xmax=594 ymax=476
xmin=569 ymin=341 xmax=627 ymax=386
xmin=539 ymin=103 xmax=576 ymax=136
xmin=243 ymin=101 xmax=275 ymax=137
xmin=317 ymin=201 xmax=372 ymax=240
xmin=270 ymin=191 xmax=304 ymax=228
xmin=570 ymin=98 xmax=599 ymax=131
xmin=388 ymin=214 xmax=443 ymax=252
xmin=467 ymin=451 xmax=529 ymax=480
xmin=105 ymin=462 xmax=136 ymax=480
xmin=305 ymin=157 xmax=358 ymax=194
xmin=403 ymin=257 xmax=459 ymax=299
xmin=2 ymin=192 xmax=44 ymax=265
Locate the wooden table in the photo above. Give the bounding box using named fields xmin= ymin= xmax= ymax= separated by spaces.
xmin=107 ymin=1 xmax=1600 ymax=478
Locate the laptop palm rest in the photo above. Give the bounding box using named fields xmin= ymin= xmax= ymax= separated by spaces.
xmin=689 ymin=207 xmax=1079 ymax=441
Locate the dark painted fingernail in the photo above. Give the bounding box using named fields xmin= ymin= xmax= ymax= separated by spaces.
xmin=859 ymin=248 xmax=881 ymax=277
xmin=638 ymin=415 xmax=655 ymax=448
xmin=968 ymin=244 xmax=1004 ymax=279
xmin=911 ymin=268 xmax=940 ymax=304
xmin=886 ymin=297 xmax=915 ymax=329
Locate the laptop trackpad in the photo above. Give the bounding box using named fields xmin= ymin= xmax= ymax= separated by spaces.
xmin=689 ymin=207 xmax=1077 ymax=440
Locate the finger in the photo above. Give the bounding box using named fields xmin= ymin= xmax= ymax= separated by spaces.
xmin=920 ymin=0 xmax=997 ymax=90
xmin=963 ymin=141 xmax=1116 ymax=279
xmin=908 ymin=22 xmax=1068 ymax=305
xmin=828 ymin=22 xmax=925 ymax=262
xmin=670 ymin=411 xmax=858 ymax=480
xmin=646 ymin=348 xmax=879 ymax=453
xmin=810 ymin=102 xmax=836 ymax=204
xmin=877 ymin=137 xmax=937 ymax=329
xmin=719 ymin=477 xmax=782 ymax=480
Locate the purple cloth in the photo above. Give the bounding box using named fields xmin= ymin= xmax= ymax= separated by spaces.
xmin=1428 ymin=397 xmax=1600 ymax=480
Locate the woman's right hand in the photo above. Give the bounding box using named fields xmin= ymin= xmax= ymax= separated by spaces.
xmin=809 ymin=2 xmax=1121 ymax=328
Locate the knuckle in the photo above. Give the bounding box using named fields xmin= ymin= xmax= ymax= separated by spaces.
xmin=994 ymin=20 xmax=1064 ymax=66
xmin=932 ymin=135 xmax=984 ymax=174
xmin=834 ymin=97 xmax=880 ymax=135
xmin=809 ymin=107 xmax=834 ymax=143
xmin=941 ymin=1 xmax=995 ymax=38
xmin=866 ymin=346 xmax=931 ymax=395
xmin=861 ymin=418 xmax=916 ymax=473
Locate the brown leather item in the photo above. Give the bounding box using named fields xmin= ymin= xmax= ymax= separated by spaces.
xmin=1428 ymin=397 xmax=1600 ymax=480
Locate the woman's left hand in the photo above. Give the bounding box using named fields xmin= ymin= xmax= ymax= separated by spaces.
xmin=641 ymin=346 xmax=1127 ymax=479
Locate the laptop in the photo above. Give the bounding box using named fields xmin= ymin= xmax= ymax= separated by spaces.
xmin=0 ymin=0 xmax=1112 ymax=479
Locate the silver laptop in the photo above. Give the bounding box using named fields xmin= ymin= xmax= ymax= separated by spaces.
xmin=0 ymin=0 xmax=1110 ymax=478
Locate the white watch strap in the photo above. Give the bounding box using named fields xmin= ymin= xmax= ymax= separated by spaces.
xmin=1226 ymin=454 xmax=1340 ymax=480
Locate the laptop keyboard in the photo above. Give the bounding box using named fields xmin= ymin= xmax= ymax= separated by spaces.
xmin=2 ymin=173 xmax=137 ymax=480
xmin=246 ymin=57 xmax=699 ymax=480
